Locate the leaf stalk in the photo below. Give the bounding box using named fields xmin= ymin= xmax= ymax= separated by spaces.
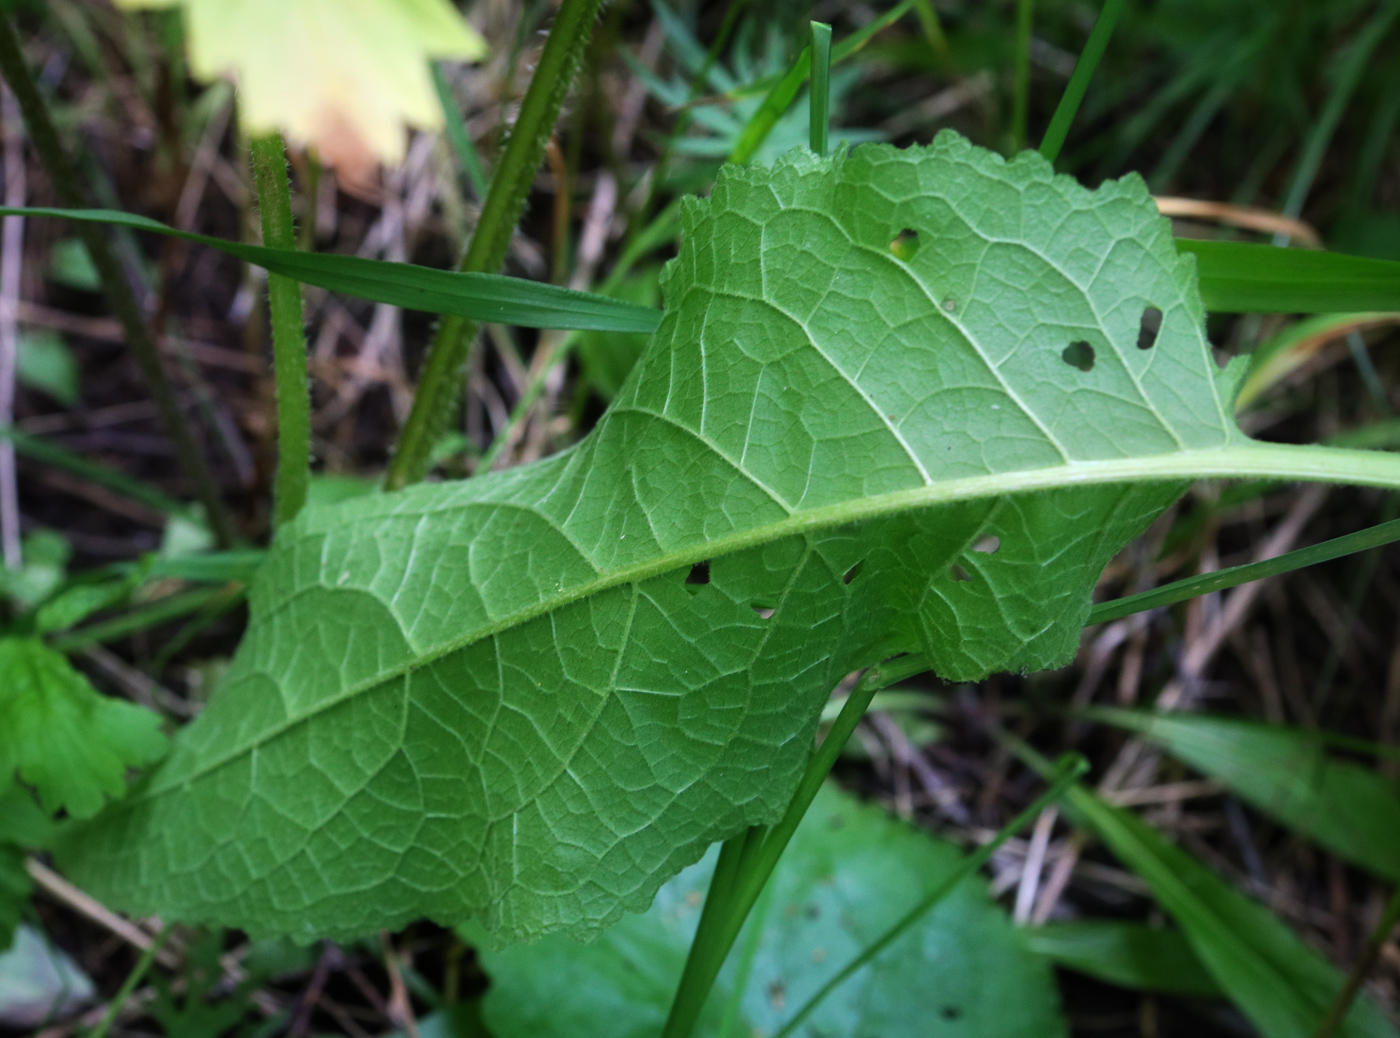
xmin=386 ymin=0 xmax=605 ymax=490
xmin=249 ymin=133 xmax=310 ymax=527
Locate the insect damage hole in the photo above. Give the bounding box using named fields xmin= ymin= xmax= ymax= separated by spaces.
xmin=972 ymin=535 xmax=1000 ymax=554
xmin=751 ymin=603 xmax=776 ymax=619
xmin=950 ymin=564 xmax=973 ymax=583
xmin=685 ymin=560 xmax=711 ymax=587
xmin=1061 ymin=340 xmax=1095 ymax=372
xmin=890 ymin=228 xmax=920 ymax=261
xmin=843 ymin=560 xmax=865 ymax=584
xmin=1137 ymin=305 xmax=1163 ymax=350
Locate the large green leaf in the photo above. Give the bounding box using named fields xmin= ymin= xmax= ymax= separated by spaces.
xmin=1069 ymin=787 xmax=1397 ymax=1038
xmin=0 ymin=638 xmax=167 ymax=819
xmin=1092 ymin=709 xmax=1400 ymax=881
xmin=479 ymin=784 xmax=1064 ymax=1038
xmin=60 ymin=133 xmax=1400 ymax=944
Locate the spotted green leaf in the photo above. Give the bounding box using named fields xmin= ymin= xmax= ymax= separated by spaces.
xmin=60 ymin=133 xmax=1400 ymax=944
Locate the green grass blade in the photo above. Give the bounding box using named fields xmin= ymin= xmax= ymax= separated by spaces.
xmin=1277 ymin=0 xmax=1400 ymax=226
xmin=1178 ymin=239 xmax=1400 ymax=313
xmin=0 ymin=206 xmax=661 ymax=333
xmin=1039 ymin=0 xmax=1129 ymax=164
xmin=1086 ymin=710 xmax=1400 ymax=882
xmin=728 ymin=0 xmax=917 ymax=164
xmin=49 ymin=586 xmax=235 ymax=652
xmin=144 ymin=550 xmax=266 ymax=584
xmin=1025 ymin=921 xmax=1221 ymax=998
xmin=0 ymin=427 xmax=187 ymax=516
xmin=808 ymin=22 xmax=832 ymax=156
xmin=1088 ymin=516 xmax=1400 ymax=624
xmin=433 ymin=61 xmax=491 ymax=201
xmin=1067 ymin=788 xmax=1397 ymax=1038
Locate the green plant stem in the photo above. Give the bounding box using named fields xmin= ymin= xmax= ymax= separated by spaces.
xmin=1088 ymin=513 xmax=1400 ymax=624
xmin=1010 ymin=0 xmax=1035 ymax=152
xmin=0 ymin=14 xmax=234 ymax=547
xmin=50 ymin=585 xmax=237 ymax=652
xmin=1039 ymin=0 xmax=1128 ymax=164
xmin=249 ymin=133 xmax=310 ymax=528
xmin=1311 ymin=884 xmax=1400 ymax=1038
xmin=729 ymin=0 xmax=917 ymax=165
xmin=808 ymin=23 xmax=832 ymax=156
xmin=89 ymin=926 xmax=169 ymax=1038
xmin=772 ymin=754 xmax=1088 ymax=1038
xmin=386 ymin=0 xmax=605 ymax=491
xmin=661 ymin=654 xmax=932 ymax=1038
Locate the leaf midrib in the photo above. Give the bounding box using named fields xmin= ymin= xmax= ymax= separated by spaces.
xmin=134 ymin=443 xmax=1400 ymax=802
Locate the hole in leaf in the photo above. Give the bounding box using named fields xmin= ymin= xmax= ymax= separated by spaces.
xmin=890 ymin=228 xmax=920 ymax=261
xmin=1137 ymin=306 xmax=1163 ymax=350
xmin=843 ymin=560 xmax=865 ymax=584
xmin=1061 ymin=340 xmax=1095 ymax=372
xmin=950 ymin=564 xmax=972 ymax=582
xmin=685 ymin=560 xmax=711 ymax=586
xmin=972 ymin=535 xmax=1000 ymax=554
xmin=751 ymin=603 xmax=776 ymax=619
xmin=942 ymin=296 xmax=957 ymax=313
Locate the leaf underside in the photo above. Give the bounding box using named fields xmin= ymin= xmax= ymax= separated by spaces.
xmin=64 ymin=132 xmax=1245 ymax=943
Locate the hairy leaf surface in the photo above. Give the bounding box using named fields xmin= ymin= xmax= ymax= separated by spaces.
xmin=62 ymin=133 xmax=1387 ymax=943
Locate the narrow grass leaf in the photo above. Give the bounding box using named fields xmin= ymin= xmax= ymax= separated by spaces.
xmin=0 ymin=206 xmax=662 ymax=333
xmin=808 ymin=22 xmax=831 ymax=156
xmin=728 ymin=0 xmax=916 ymax=163
xmin=1089 ymin=710 xmax=1400 ymax=882
xmin=1038 ymin=0 xmax=1129 ymax=164
xmin=1178 ymin=240 xmax=1400 ymax=314
xmin=1025 ymin=921 xmax=1221 ymax=998
xmin=0 ymin=428 xmax=187 ymax=517
xmin=1237 ymin=314 xmax=1400 ymax=412
xmin=432 ymin=61 xmax=490 ymax=201
xmin=1088 ymin=516 xmax=1400 ymax=624
xmin=1068 ymin=786 xmax=1397 ymax=1038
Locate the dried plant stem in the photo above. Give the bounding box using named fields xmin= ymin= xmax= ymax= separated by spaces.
xmin=385 ymin=0 xmax=605 ymax=490
xmin=0 ymin=14 xmax=235 ymax=545
xmin=249 ymin=132 xmax=310 ymax=527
